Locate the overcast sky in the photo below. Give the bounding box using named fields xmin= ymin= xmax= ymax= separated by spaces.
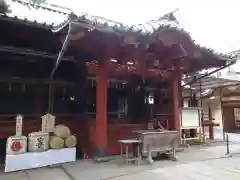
xmin=7 ymin=0 xmax=240 ymax=73
xmin=46 ymin=0 xmax=240 ymax=53
xmin=8 ymin=0 xmax=240 ymax=53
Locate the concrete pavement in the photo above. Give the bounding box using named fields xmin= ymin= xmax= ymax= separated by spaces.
xmin=112 ymin=157 xmax=240 ymax=180
xmin=2 ymin=143 xmax=240 ymax=180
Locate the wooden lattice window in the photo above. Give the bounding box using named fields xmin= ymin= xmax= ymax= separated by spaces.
xmin=234 ymin=108 xmax=240 ymax=128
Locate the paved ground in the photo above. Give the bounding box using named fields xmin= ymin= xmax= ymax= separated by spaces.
xmin=2 ymin=142 xmax=240 ymax=180
xmin=112 ymin=157 xmax=240 ymax=180
xmin=205 ymin=126 xmax=240 ymax=142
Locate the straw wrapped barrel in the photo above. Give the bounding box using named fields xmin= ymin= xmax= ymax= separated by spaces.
xmin=54 ymin=125 xmax=71 ymax=139
xmin=49 ymin=136 xmax=64 ymax=149
xmin=65 ymin=135 xmax=77 ymax=148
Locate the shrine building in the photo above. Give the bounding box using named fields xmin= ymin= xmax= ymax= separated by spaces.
xmin=0 ymin=0 xmax=237 ymax=158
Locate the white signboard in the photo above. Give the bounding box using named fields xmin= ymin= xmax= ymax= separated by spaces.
xmin=41 ymin=114 xmax=55 ymax=133
xmin=181 ymin=108 xmax=200 ymax=128
xmin=15 ymin=115 xmax=23 ymax=136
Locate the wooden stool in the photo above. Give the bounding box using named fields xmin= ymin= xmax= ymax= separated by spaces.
xmin=118 ymin=139 xmax=142 ymax=165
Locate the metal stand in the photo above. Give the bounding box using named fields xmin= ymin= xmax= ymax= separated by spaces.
xmin=224 ymin=133 xmax=232 ymax=158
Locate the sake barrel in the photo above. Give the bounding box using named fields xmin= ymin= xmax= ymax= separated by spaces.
xmin=28 ymin=132 xmax=49 ymax=152
xmin=65 ymin=135 xmax=77 ymax=148
xmin=49 ymin=136 xmax=64 ymax=149
xmin=54 ymin=125 xmax=71 ymax=139
xmin=6 ymin=136 xmax=27 ymax=155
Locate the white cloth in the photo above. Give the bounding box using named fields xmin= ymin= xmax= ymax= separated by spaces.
xmin=5 ymin=148 xmax=76 ymax=172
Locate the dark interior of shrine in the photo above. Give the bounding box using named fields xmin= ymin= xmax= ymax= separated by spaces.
xmin=0 ymin=49 xmax=172 ymax=121
xmin=0 ymin=17 xmax=173 ymax=122
xmin=0 ymin=29 xmax=172 ymax=160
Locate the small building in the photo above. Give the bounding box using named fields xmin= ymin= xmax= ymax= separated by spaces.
xmin=182 ymin=75 xmax=240 ymax=140
xmin=0 ymin=1 xmax=237 ymax=158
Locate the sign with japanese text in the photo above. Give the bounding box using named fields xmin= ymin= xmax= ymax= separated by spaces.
xmin=41 ymin=113 xmax=55 ymax=133
xmin=15 ymin=114 xmax=23 ymax=136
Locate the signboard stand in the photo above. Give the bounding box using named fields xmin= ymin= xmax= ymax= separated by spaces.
xmin=180 ymin=107 xmax=202 ymax=146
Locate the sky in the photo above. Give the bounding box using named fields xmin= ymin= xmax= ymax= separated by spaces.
xmin=45 ymin=0 xmax=240 ymax=54
xmin=6 ymin=0 xmax=240 ymax=73
xmin=7 ymin=0 xmax=240 ymax=53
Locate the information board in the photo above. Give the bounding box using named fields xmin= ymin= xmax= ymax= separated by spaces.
xmin=181 ymin=108 xmax=200 ymax=128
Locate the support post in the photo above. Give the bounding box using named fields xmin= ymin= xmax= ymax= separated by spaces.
xmin=224 ymin=133 xmax=232 ymax=158
xmin=208 ymin=105 xmax=214 ymax=140
xmin=94 ymin=43 xmax=110 ymax=157
xmin=199 ymin=79 xmax=205 ymax=143
xmin=171 ymin=73 xmax=181 ymax=142
xmin=219 ymin=87 xmax=225 ymax=140
xmin=95 ymin=68 xmax=108 ymax=157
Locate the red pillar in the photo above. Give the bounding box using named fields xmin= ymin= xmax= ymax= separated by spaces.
xmin=209 ymin=124 xmax=214 ymax=139
xmin=95 ymin=65 xmax=108 ymax=157
xmin=208 ymin=106 xmax=214 ymax=139
xmin=171 ymin=74 xmax=181 ymax=140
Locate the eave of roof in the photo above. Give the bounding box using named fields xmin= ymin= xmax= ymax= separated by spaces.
xmin=0 ymin=0 xmax=238 ymax=65
xmin=184 ymin=75 xmax=240 ymax=90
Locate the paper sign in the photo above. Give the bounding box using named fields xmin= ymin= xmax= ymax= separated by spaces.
xmin=15 ymin=115 xmax=23 ymax=136
xmin=41 ymin=113 xmax=55 ymax=133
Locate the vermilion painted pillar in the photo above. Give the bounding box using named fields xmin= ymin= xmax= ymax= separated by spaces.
xmin=171 ymin=73 xmax=181 ymax=140
xmin=95 ymin=68 xmax=108 ymax=156
xmin=208 ymin=106 xmax=214 ymax=139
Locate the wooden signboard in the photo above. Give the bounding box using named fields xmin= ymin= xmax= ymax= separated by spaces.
xmin=181 ymin=107 xmax=201 ymax=129
xmin=41 ymin=113 xmax=55 ymax=133
xmin=15 ymin=114 xmax=23 ymax=136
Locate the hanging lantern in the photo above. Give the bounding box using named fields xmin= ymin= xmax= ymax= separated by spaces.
xmin=153 ymin=59 xmax=160 ymax=68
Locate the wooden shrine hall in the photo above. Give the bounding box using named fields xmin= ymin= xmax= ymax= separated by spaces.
xmin=0 ymin=1 xmax=237 ymax=157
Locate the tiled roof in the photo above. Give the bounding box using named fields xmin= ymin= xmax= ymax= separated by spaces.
xmin=0 ymin=0 xmax=70 ymax=29
xmin=183 ymin=74 xmax=240 ymax=90
xmin=0 ymin=0 xmax=238 ymax=63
